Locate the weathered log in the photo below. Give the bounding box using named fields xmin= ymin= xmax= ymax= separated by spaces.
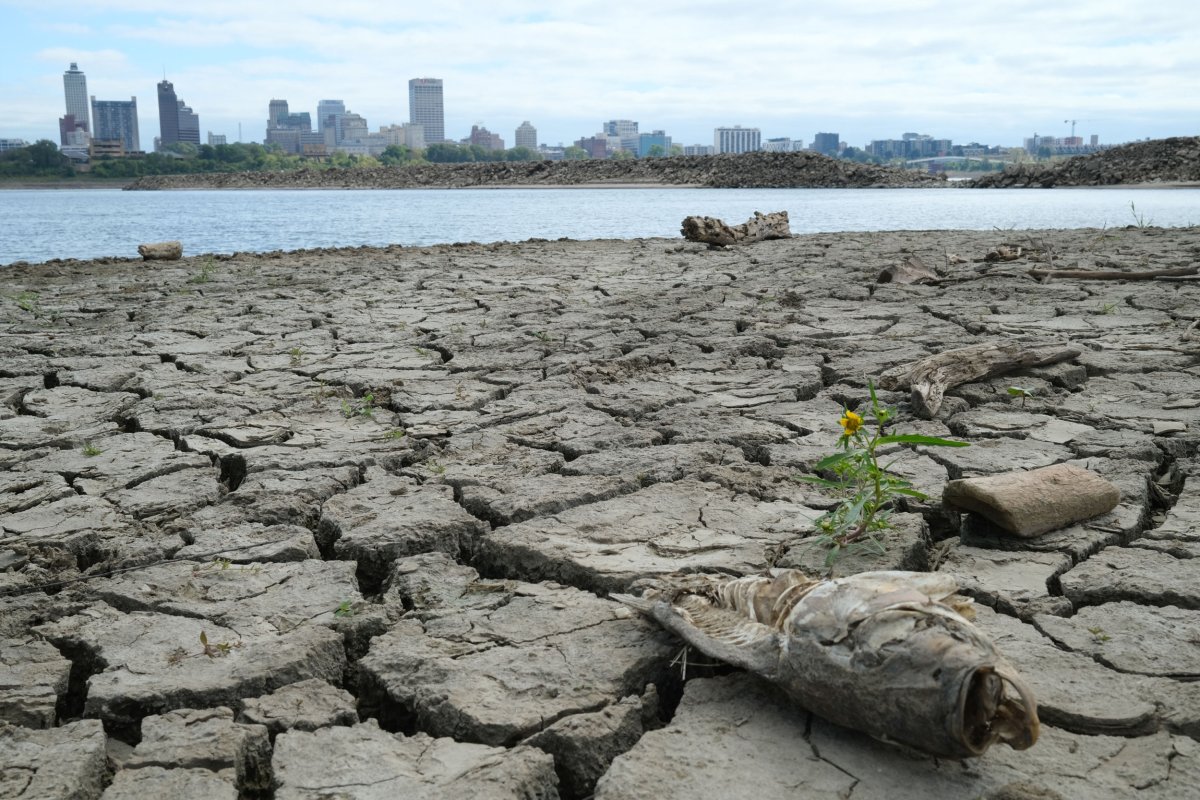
xmin=138 ymin=241 xmax=183 ymax=261
xmin=943 ymin=464 xmax=1121 ymax=537
xmin=878 ymin=340 xmax=1082 ymax=419
xmin=614 ymin=570 xmax=1039 ymax=759
xmin=680 ymin=211 xmax=791 ymax=246
xmin=1027 ymin=264 xmax=1199 ymax=281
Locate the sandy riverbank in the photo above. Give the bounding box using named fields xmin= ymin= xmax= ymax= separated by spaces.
xmin=2 ymin=228 xmax=1198 ymax=798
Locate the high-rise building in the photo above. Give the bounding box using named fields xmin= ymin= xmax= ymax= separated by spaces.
xmin=176 ymin=101 xmax=200 ymax=146
xmin=61 ymin=63 xmax=90 ymax=145
xmin=317 ymin=99 xmax=346 ymax=142
xmin=813 ymin=132 xmax=840 ymax=156
xmin=157 ymin=81 xmax=180 ymax=147
xmin=408 ymin=78 xmax=444 ymax=144
xmin=90 ymin=96 xmax=140 ymax=152
xmin=637 ymin=130 xmax=670 ymax=157
xmin=603 ymin=120 xmax=638 ymax=153
xmin=268 ymin=99 xmax=289 ymax=130
xmin=714 ymin=125 xmax=761 ymax=154
xmin=515 ymin=121 xmax=537 ymax=150
xmin=157 ymin=80 xmax=201 ymax=149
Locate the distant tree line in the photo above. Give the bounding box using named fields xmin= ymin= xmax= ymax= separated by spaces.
xmin=0 ymin=139 xmax=551 ymax=179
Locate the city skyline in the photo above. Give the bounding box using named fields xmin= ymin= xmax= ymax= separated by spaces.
xmin=3 ymin=1 xmax=1198 ymax=150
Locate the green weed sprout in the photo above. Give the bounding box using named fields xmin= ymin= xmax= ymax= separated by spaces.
xmin=796 ymin=381 xmax=968 ymax=567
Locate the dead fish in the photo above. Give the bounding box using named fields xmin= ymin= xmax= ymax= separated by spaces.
xmin=612 ymin=569 xmax=1038 ymax=759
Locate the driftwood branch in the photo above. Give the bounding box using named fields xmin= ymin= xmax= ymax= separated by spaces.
xmin=1027 ymin=265 xmax=1198 ymax=281
xmin=877 ymin=255 xmax=939 ymax=285
xmin=878 ymin=340 xmax=1082 ymax=419
xmin=681 ymin=211 xmax=791 ymax=246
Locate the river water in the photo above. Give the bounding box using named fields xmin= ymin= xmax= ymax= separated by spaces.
xmin=1 ymin=186 xmax=1197 ymax=266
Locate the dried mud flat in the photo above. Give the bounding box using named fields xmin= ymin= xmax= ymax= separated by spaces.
xmin=2 ymin=226 xmax=1199 ymax=800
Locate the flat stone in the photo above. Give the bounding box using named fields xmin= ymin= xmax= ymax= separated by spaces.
xmin=0 ymin=719 xmax=108 ymax=800
xmin=238 ymin=678 xmax=358 ymax=736
xmin=0 ymin=638 xmax=71 ymax=728
xmin=1035 ymin=602 xmax=1200 ymax=678
xmin=318 ymin=471 xmax=488 ymax=586
xmin=937 ymin=538 xmax=1073 ymax=618
xmin=476 ymin=479 xmax=822 ymax=593
xmin=1059 ymin=546 xmax=1200 ymax=609
xmin=123 ymin=706 xmax=271 ymax=795
xmin=101 ymin=767 xmax=238 ymax=800
xmin=271 ymin=722 xmax=558 ymax=800
xmin=949 ymin=409 xmax=1095 ymax=444
xmin=35 ymin=603 xmax=346 ymax=736
xmin=359 ymin=564 xmax=675 ymax=747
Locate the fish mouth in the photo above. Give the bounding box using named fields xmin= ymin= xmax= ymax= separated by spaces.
xmin=957 ymin=664 xmax=1040 ymax=755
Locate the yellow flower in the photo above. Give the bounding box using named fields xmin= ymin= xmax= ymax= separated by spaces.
xmin=839 ymin=410 xmax=863 ymax=435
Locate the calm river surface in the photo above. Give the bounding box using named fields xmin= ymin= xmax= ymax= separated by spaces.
xmin=2 ymin=186 xmax=1198 ymax=266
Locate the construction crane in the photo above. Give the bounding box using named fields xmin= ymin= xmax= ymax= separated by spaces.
xmin=1064 ymin=119 xmax=1078 ymax=137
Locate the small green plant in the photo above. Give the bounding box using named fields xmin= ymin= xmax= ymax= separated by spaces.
xmin=189 ymin=257 xmax=216 ymax=284
xmin=1129 ymin=201 xmax=1151 ymax=228
xmin=531 ymin=330 xmax=552 ymax=342
xmin=1087 ymin=626 xmax=1111 ymax=643
xmin=82 ymin=442 xmax=103 ymax=457
xmin=9 ymin=290 xmax=56 ymax=320
xmin=796 ymin=381 xmax=968 ymax=568
xmin=341 ymin=392 xmax=376 ymax=419
xmin=1007 ymin=386 xmax=1034 ymax=407
xmin=382 ymin=428 xmax=407 ymax=440
xmin=333 ymin=600 xmax=356 ymax=618
xmin=1096 ymin=301 xmax=1119 ymax=315
xmin=199 ymin=630 xmax=242 ymax=658
xmin=288 ymin=346 xmax=305 ymax=365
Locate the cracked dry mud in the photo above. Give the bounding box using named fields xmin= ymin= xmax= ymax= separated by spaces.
xmin=1 ymin=225 xmax=1198 ymax=799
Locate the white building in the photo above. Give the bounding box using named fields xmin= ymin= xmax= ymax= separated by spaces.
xmin=0 ymin=138 xmax=29 ymax=152
xmin=762 ymin=137 xmax=795 ymax=152
xmin=683 ymin=144 xmax=715 ymax=156
xmin=714 ymin=125 xmax=761 ymax=154
xmin=378 ymin=123 xmax=425 ymax=151
xmin=207 ymin=132 xmax=227 ymax=146
xmin=515 ymin=121 xmax=537 ymax=150
xmin=408 ymin=78 xmax=444 ymax=144
xmin=63 ymin=63 xmax=90 ymax=135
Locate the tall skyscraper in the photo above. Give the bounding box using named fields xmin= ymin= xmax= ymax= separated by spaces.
xmin=90 ymin=96 xmax=140 ymax=152
xmin=515 ymin=121 xmax=537 ymax=150
xmin=408 ymin=78 xmax=444 ymax=144
xmin=157 ymin=81 xmax=179 ymax=147
xmin=157 ymin=80 xmax=200 ymax=149
xmin=317 ymin=99 xmax=346 ymax=142
xmin=61 ymin=63 xmax=90 ymax=145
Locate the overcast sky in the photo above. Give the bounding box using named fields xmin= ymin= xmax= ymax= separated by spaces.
xmin=3 ymin=0 xmax=1198 ymax=150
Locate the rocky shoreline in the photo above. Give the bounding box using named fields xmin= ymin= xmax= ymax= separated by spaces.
xmin=2 ymin=226 xmax=1199 ymax=798
xmin=126 ymin=150 xmax=947 ymax=190
xmin=970 ymin=137 xmax=1200 ymax=188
